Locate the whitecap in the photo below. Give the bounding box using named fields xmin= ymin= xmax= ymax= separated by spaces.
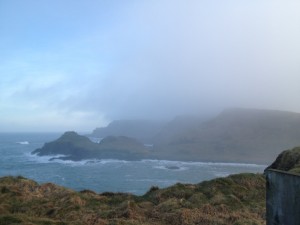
xmin=141 ymin=159 xmax=266 ymax=169
xmin=213 ymin=172 xmax=230 ymax=177
xmin=127 ymin=178 xmax=179 ymax=184
xmin=140 ymin=159 xmax=266 ymax=177
xmin=16 ymin=141 xmax=29 ymax=145
xmin=27 ymin=154 xmax=97 ymax=167
xmin=94 ymin=159 xmax=129 ymax=165
xmin=49 ymin=158 xmax=90 ymax=166
xmin=144 ymin=144 xmax=154 ymax=148
xmin=25 ymin=153 xmax=69 ymax=164
xmin=25 ymin=153 xmax=131 ymax=167
xmin=153 ymin=165 xmax=188 ymax=171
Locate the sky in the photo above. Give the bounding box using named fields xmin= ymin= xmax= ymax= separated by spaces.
xmin=1 ymin=0 xmax=300 ymax=132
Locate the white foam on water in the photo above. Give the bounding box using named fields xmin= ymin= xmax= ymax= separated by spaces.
xmin=141 ymin=159 xmax=266 ymax=168
xmin=153 ymin=165 xmax=188 ymax=171
xmin=25 ymin=153 xmax=70 ymax=164
xmin=92 ymin=159 xmax=129 ymax=165
xmin=16 ymin=141 xmax=29 ymax=145
xmin=25 ymin=152 xmax=266 ymax=172
xmin=25 ymin=153 xmax=131 ymax=167
xmin=213 ymin=172 xmax=230 ymax=177
xmin=127 ymin=178 xmax=179 ymax=184
xmin=144 ymin=144 xmax=154 ymax=147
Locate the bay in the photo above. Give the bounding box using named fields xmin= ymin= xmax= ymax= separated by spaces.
xmin=0 ymin=133 xmax=266 ymax=195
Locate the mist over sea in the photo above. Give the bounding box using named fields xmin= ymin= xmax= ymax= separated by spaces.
xmin=0 ymin=133 xmax=266 ymax=195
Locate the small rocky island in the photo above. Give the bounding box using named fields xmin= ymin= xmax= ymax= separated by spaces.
xmin=32 ymin=131 xmax=149 ymax=161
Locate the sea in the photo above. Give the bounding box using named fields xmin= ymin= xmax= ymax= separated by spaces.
xmin=0 ymin=132 xmax=266 ymax=195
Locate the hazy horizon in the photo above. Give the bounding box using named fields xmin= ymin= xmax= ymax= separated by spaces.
xmin=1 ymin=0 xmax=300 ymax=132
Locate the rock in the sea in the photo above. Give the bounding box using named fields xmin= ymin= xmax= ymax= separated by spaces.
xmin=165 ymin=165 xmax=181 ymax=170
xmin=32 ymin=131 xmax=149 ymax=161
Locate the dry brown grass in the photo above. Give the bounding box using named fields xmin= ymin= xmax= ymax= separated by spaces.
xmin=0 ymin=174 xmax=265 ymax=225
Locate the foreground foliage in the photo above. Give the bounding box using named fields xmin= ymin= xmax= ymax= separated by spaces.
xmin=267 ymin=146 xmax=300 ymax=174
xmin=0 ymin=174 xmax=265 ymax=225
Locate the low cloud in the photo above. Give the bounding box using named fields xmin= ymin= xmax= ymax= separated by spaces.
xmin=1 ymin=0 xmax=300 ymax=131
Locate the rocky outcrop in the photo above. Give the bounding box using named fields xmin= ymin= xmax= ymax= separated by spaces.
xmin=32 ymin=131 xmax=149 ymax=161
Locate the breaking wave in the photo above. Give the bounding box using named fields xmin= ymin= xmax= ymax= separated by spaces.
xmin=141 ymin=159 xmax=266 ymax=168
xmin=25 ymin=153 xmax=130 ymax=166
xmin=16 ymin=141 xmax=29 ymax=145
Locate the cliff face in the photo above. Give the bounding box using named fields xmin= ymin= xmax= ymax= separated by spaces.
xmin=0 ymin=173 xmax=266 ymax=225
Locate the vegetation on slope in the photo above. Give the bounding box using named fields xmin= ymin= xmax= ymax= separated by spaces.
xmin=0 ymin=174 xmax=265 ymax=225
xmin=267 ymin=146 xmax=300 ymax=174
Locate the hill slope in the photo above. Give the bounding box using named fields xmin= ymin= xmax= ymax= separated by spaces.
xmin=91 ymin=120 xmax=166 ymax=143
xmin=0 ymin=173 xmax=265 ymax=225
xmin=153 ymin=108 xmax=300 ymax=164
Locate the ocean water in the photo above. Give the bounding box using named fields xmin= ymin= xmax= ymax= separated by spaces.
xmin=0 ymin=133 xmax=266 ymax=195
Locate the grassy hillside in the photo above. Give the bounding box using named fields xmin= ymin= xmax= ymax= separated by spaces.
xmin=267 ymin=146 xmax=300 ymax=174
xmin=0 ymin=174 xmax=265 ymax=225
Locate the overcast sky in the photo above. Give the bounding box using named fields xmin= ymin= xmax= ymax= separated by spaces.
xmin=1 ymin=0 xmax=300 ymax=132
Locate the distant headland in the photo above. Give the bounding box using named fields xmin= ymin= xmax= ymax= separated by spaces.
xmin=33 ymin=108 xmax=300 ymax=164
